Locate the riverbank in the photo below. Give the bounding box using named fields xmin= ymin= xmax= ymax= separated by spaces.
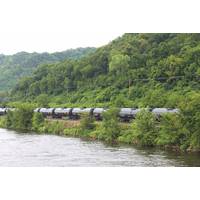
xmin=0 ymin=114 xmax=195 ymax=153
xmin=1 ymin=105 xmax=200 ymax=152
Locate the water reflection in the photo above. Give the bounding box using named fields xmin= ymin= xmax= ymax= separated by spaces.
xmin=0 ymin=128 xmax=199 ymax=167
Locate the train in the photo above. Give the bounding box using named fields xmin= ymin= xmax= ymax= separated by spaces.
xmin=35 ymin=107 xmax=107 ymax=120
xmin=0 ymin=107 xmax=180 ymax=122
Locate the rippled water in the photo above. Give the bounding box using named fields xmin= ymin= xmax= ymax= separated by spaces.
xmin=0 ymin=128 xmax=200 ymax=166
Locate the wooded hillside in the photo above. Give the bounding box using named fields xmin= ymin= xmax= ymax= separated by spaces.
xmin=0 ymin=47 xmax=95 ymax=91
xmin=11 ymin=34 xmax=200 ymax=108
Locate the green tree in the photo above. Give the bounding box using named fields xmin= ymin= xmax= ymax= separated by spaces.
xmin=32 ymin=112 xmax=44 ymax=131
xmin=109 ymin=54 xmax=130 ymax=75
xmin=80 ymin=113 xmax=95 ymax=130
xmin=36 ymin=94 xmax=50 ymax=107
xmin=156 ymin=113 xmax=188 ymax=148
xmin=101 ymin=108 xmax=121 ymax=143
xmin=131 ymin=110 xmax=158 ymax=146
xmin=5 ymin=105 xmax=34 ymax=131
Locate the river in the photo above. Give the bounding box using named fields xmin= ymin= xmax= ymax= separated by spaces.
xmin=0 ymin=128 xmax=200 ymax=166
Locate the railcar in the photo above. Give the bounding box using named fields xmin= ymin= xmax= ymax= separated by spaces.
xmin=0 ymin=108 xmax=7 ymax=115
xmin=93 ymin=108 xmax=107 ymax=120
xmin=39 ymin=108 xmax=55 ymax=117
xmin=119 ymin=108 xmax=144 ymax=121
xmin=131 ymin=108 xmax=142 ymax=118
xmin=71 ymin=108 xmax=83 ymax=119
xmin=81 ymin=108 xmax=94 ymax=116
xmin=119 ymin=108 xmax=134 ymax=121
xmin=152 ymin=108 xmax=180 ymax=119
xmin=53 ymin=108 xmax=73 ymax=119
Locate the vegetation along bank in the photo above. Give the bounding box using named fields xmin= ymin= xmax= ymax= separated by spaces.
xmin=0 ymin=102 xmax=200 ymax=152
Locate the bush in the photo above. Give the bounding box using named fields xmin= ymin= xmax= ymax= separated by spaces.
xmin=44 ymin=121 xmax=65 ymax=135
xmin=36 ymin=94 xmax=50 ymax=107
xmin=32 ymin=112 xmax=44 ymax=132
xmin=130 ymin=109 xmax=158 ymax=146
xmin=5 ymin=105 xmax=34 ymax=131
xmin=64 ymin=128 xmax=81 ymax=137
xmin=0 ymin=116 xmax=7 ymax=128
xmin=117 ymin=129 xmax=134 ymax=144
xmin=80 ymin=114 xmax=95 ymax=130
xmin=179 ymin=92 xmax=200 ymax=150
xmin=155 ymin=113 xmax=188 ymax=148
xmin=100 ymin=108 xmax=121 ymax=143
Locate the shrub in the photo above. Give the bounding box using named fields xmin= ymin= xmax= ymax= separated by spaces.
xmin=155 ymin=113 xmax=188 ymax=148
xmin=130 ymin=109 xmax=158 ymax=146
xmin=44 ymin=121 xmax=65 ymax=135
xmin=5 ymin=105 xmax=34 ymax=131
xmin=100 ymin=108 xmax=121 ymax=143
xmin=36 ymin=94 xmax=50 ymax=107
xmin=32 ymin=112 xmax=44 ymax=132
xmin=80 ymin=114 xmax=95 ymax=130
xmin=179 ymin=92 xmax=200 ymax=150
xmin=0 ymin=116 xmax=7 ymax=128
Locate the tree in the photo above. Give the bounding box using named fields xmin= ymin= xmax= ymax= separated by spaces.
xmin=109 ymin=54 xmax=130 ymax=75
xmin=36 ymin=94 xmax=50 ymax=107
xmin=80 ymin=113 xmax=95 ymax=130
xmin=32 ymin=112 xmax=44 ymax=131
xmin=131 ymin=110 xmax=158 ymax=146
xmin=101 ymin=108 xmax=121 ymax=143
xmin=5 ymin=105 xmax=34 ymax=131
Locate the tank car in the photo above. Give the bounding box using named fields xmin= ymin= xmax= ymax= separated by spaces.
xmin=39 ymin=108 xmax=55 ymax=117
xmin=0 ymin=108 xmax=7 ymax=115
xmin=71 ymin=108 xmax=83 ymax=119
xmin=93 ymin=108 xmax=107 ymax=120
xmin=53 ymin=108 xmax=73 ymax=119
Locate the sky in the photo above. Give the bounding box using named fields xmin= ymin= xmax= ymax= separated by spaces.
xmin=0 ymin=0 xmax=126 ymax=55
xmin=0 ymin=32 xmax=123 ymax=55
xmin=0 ymin=0 xmax=199 ymax=55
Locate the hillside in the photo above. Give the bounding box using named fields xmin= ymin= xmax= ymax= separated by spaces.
xmin=0 ymin=47 xmax=95 ymax=92
xmin=11 ymin=33 xmax=200 ymax=108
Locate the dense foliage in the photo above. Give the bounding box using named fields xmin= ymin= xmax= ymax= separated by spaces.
xmin=0 ymin=47 xmax=95 ymax=92
xmin=11 ymin=33 xmax=200 ymax=108
xmin=5 ymin=105 xmax=34 ymax=131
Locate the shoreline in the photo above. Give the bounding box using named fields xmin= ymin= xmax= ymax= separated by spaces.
xmin=1 ymin=117 xmax=199 ymax=153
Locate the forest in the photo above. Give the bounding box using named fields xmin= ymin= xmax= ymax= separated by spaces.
xmin=0 ymin=47 xmax=95 ymax=92
xmin=9 ymin=33 xmax=200 ymax=109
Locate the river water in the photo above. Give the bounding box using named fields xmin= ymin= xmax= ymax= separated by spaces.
xmin=0 ymin=128 xmax=200 ymax=167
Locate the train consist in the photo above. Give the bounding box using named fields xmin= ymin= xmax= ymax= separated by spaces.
xmin=0 ymin=107 xmax=180 ymax=122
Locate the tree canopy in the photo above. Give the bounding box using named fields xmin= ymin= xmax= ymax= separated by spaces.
xmin=9 ymin=33 xmax=200 ymax=108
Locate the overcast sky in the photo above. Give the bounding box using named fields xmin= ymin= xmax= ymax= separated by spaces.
xmin=0 ymin=0 xmax=199 ymax=55
xmin=0 ymin=0 xmax=126 ymax=55
xmin=0 ymin=32 xmax=123 ymax=55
